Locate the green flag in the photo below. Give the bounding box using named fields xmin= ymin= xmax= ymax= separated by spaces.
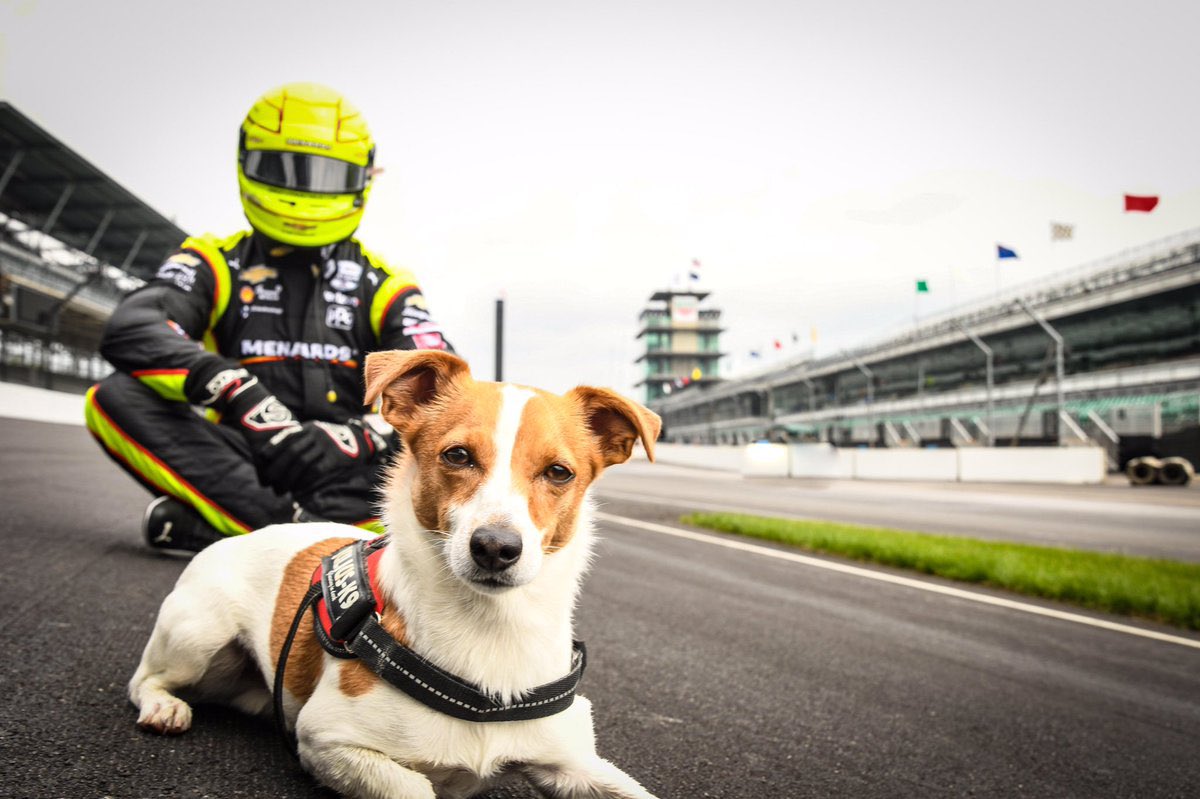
xmin=916 ymin=279 xmax=929 ymax=293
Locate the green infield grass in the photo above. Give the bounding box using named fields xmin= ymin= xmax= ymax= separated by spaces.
xmin=680 ymin=512 xmax=1200 ymax=630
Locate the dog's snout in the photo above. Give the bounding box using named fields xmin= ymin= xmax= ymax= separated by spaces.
xmin=469 ymin=525 xmax=523 ymax=572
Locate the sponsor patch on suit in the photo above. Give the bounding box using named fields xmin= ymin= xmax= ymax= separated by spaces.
xmin=326 ymin=260 xmax=363 ymax=292
xmin=326 ymin=305 xmax=355 ymax=331
xmin=240 ymin=265 xmax=279 ymax=285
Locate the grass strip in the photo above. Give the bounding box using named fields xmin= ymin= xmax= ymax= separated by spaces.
xmin=681 ymin=512 xmax=1200 ymax=631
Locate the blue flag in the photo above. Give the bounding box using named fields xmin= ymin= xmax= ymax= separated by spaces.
xmin=997 ymin=244 xmax=1019 ymax=259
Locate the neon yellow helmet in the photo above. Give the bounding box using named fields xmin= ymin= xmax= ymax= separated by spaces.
xmin=237 ymin=82 xmax=375 ymax=247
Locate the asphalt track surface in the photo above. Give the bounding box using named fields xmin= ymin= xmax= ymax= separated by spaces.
xmin=596 ymin=461 xmax=1200 ymax=562
xmin=1 ymin=416 xmax=1199 ymax=798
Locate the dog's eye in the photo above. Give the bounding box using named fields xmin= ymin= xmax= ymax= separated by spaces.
xmin=441 ymin=447 xmax=473 ymax=467
xmin=544 ymin=463 xmax=574 ymax=485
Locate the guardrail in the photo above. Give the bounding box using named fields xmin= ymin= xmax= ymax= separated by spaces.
xmin=0 ymin=327 xmax=110 ymax=392
xmin=653 ymin=442 xmax=1108 ymax=484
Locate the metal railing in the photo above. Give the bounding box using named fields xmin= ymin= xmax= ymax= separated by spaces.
xmin=655 ymin=227 xmax=1200 ymax=414
xmin=0 ymin=327 xmax=111 ymax=392
xmin=1 ymin=240 xmax=129 ymax=312
xmin=835 ymin=226 xmax=1200 ymax=369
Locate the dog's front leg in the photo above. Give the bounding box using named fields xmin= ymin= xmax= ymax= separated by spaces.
xmin=300 ymin=738 xmax=436 ymax=799
xmin=523 ymin=757 xmax=659 ymax=799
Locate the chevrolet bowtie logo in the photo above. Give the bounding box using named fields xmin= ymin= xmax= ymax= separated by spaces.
xmin=240 ymin=265 xmax=279 ymax=285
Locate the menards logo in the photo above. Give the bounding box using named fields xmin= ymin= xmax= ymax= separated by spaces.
xmin=241 ymin=339 xmax=355 ymax=363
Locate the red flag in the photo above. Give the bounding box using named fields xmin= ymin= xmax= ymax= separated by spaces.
xmin=1124 ymin=194 xmax=1159 ymax=213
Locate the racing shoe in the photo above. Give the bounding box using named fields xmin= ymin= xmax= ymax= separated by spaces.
xmin=142 ymin=496 xmax=226 ymax=556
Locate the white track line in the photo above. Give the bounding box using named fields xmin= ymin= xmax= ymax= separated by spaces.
xmin=595 ymin=511 xmax=1200 ymax=651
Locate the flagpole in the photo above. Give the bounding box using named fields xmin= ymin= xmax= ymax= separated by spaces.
xmin=994 ymin=244 xmax=1001 ymax=300
xmin=995 ymin=245 xmax=1019 ymax=299
xmin=914 ymin=280 xmax=929 ymax=323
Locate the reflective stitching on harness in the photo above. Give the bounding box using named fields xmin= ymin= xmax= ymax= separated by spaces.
xmin=356 ymin=631 xmax=580 ymax=714
xmin=356 ymin=631 xmax=484 ymax=713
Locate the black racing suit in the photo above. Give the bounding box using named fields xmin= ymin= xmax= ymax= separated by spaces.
xmin=84 ymin=230 xmax=453 ymax=534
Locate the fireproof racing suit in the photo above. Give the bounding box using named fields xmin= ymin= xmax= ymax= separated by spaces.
xmin=84 ymin=230 xmax=453 ymax=535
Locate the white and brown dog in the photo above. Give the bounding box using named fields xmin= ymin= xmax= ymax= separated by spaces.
xmin=128 ymin=349 xmax=662 ymax=799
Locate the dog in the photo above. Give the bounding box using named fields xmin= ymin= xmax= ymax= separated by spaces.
xmin=128 ymin=349 xmax=663 ymax=799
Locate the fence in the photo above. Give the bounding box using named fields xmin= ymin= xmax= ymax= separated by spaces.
xmin=0 ymin=328 xmax=110 ymax=393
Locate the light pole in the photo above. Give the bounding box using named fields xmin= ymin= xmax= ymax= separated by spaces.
xmin=1017 ymin=298 xmax=1065 ymax=438
xmin=954 ymin=319 xmax=994 ymax=446
xmin=494 ymin=296 xmax=504 ymax=382
xmin=844 ymin=351 xmax=875 ymax=445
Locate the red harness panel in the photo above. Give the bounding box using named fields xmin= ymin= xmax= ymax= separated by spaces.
xmin=310 ymin=537 xmax=388 ymax=644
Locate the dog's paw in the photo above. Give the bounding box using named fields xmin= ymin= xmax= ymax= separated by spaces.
xmin=136 ymin=695 xmax=193 ymax=735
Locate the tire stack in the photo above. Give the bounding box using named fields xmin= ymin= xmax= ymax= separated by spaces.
xmin=1126 ymin=456 xmax=1195 ymax=486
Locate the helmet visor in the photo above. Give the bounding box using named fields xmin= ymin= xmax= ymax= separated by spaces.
xmin=242 ymin=150 xmax=368 ymax=194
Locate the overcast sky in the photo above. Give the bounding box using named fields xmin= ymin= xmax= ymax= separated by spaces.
xmin=2 ymin=0 xmax=1199 ymax=397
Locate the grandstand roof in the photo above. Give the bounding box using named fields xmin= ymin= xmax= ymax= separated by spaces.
xmin=650 ymin=288 xmax=710 ymax=302
xmin=0 ymin=102 xmax=187 ymax=280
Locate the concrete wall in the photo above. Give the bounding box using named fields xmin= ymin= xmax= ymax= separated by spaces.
xmin=853 ymin=448 xmax=960 ymax=481
xmin=0 ymin=381 xmax=86 ymax=426
xmin=653 ymin=443 xmax=746 ymax=471
xmin=651 ymin=441 xmax=1108 ymax=484
xmin=957 ymin=446 xmax=1107 ymax=484
xmin=741 ymin=442 xmax=790 ymax=477
xmin=788 ymin=443 xmax=855 ymax=478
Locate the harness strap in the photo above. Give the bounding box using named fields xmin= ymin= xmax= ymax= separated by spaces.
xmin=273 ymin=581 xmax=323 ymax=760
xmin=347 ymin=622 xmax=587 ymax=723
xmin=273 ymin=537 xmax=588 ymax=759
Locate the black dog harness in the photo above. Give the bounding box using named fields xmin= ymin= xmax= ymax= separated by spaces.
xmin=273 ymin=536 xmax=587 ymax=755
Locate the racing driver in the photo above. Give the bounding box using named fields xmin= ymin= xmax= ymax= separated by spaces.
xmin=84 ymin=82 xmax=453 ymax=554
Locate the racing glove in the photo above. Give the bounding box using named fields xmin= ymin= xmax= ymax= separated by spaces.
xmin=186 ymin=366 xmax=387 ymax=493
xmin=185 ymin=365 xmax=302 ymax=475
xmin=255 ymin=419 xmax=389 ymax=496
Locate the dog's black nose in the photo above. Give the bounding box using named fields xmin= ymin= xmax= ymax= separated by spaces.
xmin=469 ymin=525 xmax=523 ymax=572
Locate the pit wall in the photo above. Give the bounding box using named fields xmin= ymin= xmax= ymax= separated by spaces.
xmin=648 ymin=443 xmax=746 ymax=471
xmin=652 ymin=442 xmax=1107 ymax=484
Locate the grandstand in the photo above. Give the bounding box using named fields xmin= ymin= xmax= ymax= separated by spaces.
xmin=651 ymin=228 xmax=1200 ymax=468
xmin=0 ymin=102 xmax=185 ymax=392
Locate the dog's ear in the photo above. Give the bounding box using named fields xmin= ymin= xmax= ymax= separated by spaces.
xmin=363 ymin=350 xmax=471 ymax=432
xmin=566 ymin=386 xmax=662 ymax=466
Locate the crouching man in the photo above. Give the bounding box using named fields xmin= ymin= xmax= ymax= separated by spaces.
xmin=85 ymin=82 xmax=452 ymax=553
